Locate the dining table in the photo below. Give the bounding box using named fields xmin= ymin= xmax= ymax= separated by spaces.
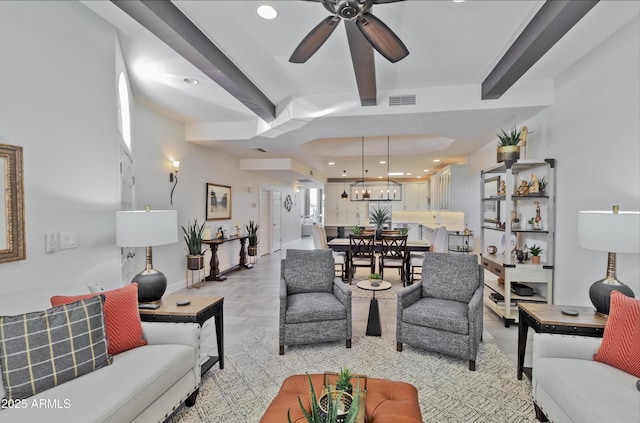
xmin=327 ymin=238 xmax=430 ymax=283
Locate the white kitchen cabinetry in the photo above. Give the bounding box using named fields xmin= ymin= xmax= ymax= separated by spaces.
xmin=430 ymin=165 xmax=467 ymax=212
xmin=480 ymin=159 xmax=555 ymax=327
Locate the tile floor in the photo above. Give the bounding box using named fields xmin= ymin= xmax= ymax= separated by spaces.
xmin=172 ymin=237 xmax=533 ymax=373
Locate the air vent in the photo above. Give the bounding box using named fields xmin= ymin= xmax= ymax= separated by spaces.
xmin=389 ymin=94 xmax=416 ymax=106
xmin=297 ymin=179 xmax=313 ymax=183
xmin=251 ymin=147 xmax=267 ymax=153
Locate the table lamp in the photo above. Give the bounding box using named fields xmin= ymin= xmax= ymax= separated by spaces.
xmin=116 ymin=208 xmax=178 ymax=302
xmin=577 ymin=206 xmax=639 ymax=315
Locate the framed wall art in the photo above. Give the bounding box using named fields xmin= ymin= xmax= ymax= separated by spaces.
xmin=0 ymin=143 xmax=26 ymax=263
xmin=206 ymin=183 xmax=232 ymax=220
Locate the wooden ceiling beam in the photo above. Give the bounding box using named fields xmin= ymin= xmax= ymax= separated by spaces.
xmin=482 ymin=0 xmax=599 ymax=100
xmin=112 ymin=0 xmax=276 ymax=122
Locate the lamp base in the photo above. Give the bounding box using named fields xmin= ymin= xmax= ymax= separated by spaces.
xmin=589 ymin=277 xmax=635 ymax=315
xmin=132 ymin=268 xmax=167 ymax=303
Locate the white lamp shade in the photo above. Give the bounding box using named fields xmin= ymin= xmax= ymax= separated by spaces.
xmin=116 ymin=210 xmax=178 ymax=247
xmin=578 ymin=210 xmax=640 ymax=253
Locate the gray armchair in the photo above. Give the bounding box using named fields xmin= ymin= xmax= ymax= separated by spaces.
xmin=396 ymin=252 xmax=484 ymax=370
xmin=279 ymin=249 xmax=352 ymax=355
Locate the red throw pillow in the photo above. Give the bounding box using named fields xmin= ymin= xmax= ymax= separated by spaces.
xmin=51 ymin=283 xmax=146 ymax=355
xmin=593 ymin=291 xmax=640 ymax=377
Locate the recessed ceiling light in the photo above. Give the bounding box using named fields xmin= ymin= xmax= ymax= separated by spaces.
xmin=328 ymin=162 xmax=335 ymax=165
xmin=417 ymin=176 xmax=422 ymax=179
xmin=379 ymin=160 xmax=386 ymax=164
xmin=378 ymin=176 xmax=383 ymax=179
xmin=423 ymin=169 xmax=429 ymax=172
xmin=257 ymin=5 xmax=278 ymax=19
xmin=406 ymin=173 xmax=412 ymax=176
xmin=183 ymin=78 xmax=199 ymax=85
xmin=388 ymin=172 xmax=404 ymax=176
xmin=452 ymin=0 xmax=465 ymax=3
xmin=433 ymin=159 xmax=441 ymax=162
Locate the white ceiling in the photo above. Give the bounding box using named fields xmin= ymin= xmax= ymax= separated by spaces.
xmin=84 ymin=0 xmax=639 ymax=184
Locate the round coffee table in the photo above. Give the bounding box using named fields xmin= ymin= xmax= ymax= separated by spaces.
xmin=356 ymin=280 xmax=392 ymax=336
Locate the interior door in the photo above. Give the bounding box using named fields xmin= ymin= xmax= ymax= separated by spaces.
xmin=271 ymin=190 xmax=282 ymax=252
xmin=259 ymin=188 xmax=270 ymax=256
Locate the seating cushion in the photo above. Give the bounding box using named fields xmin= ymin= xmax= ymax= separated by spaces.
xmin=51 ymin=283 xmax=147 ymax=355
xmin=422 ymin=253 xmax=479 ymax=303
xmin=0 ymin=295 xmax=112 ymax=400
xmin=284 ymin=250 xmax=334 ymax=294
xmin=403 ymin=297 xmax=469 ymax=335
xmin=285 ymin=293 xmax=347 ymax=324
xmin=594 ymin=291 xmax=640 ymax=377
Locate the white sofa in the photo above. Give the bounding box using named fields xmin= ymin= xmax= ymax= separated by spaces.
xmin=532 ymin=333 xmax=640 ymax=423
xmin=0 ymin=284 xmax=201 ymax=423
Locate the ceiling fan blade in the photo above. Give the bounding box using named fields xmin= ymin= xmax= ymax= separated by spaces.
xmin=345 ymin=20 xmax=377 ymax=106
xmin=289 ymin=16 xmax=341 ymax=63
xmin=356 ymin=12 xmax=409 ymax=63
xmin=372 ymin=0 xmax=405 ymax=3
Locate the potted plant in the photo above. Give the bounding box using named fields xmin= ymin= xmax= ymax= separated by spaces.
xmin=183 ymin=219 xmax=206 ymax=270
xmin=512 ymin=218 xmax=520 ymax=230
xmin=369 ymin=207 xmax=391 ymax=240
xmin=246 ymin=220 xmax=259 ymax=256
xmin=288 ymin=373 xmax=360 ymax=423
xmin=496 ymin=126 xmax=521 ymax=163
xmin=537 ymin=176 xmax=547 ymax=195
xmin=335 ymin=367 xmax=353 ymax=395
xmin=398 ymin=227 xmax=409 ymax=236
xmin=350 ymin=225 xmax=362 ymax=235
xmin=529 ymin=244 xmax=543 ymax=264
xmin=527 ymin=217 xmax=535 ymax=230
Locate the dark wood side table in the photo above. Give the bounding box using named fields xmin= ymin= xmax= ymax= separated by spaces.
xmin=517 ymin=302 xmax=607 ymax=380
xmin=356 ymin=280 xmax=392 ymax=336
xmin=139 ymin=294 xmax=224 ymax=375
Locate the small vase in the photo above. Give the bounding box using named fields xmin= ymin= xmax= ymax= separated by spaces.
xmin=531 ymin=256 xmax=541 ymax=265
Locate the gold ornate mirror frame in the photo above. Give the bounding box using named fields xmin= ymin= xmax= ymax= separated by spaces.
xmin=0 ymin=143 xmax=26 ymax=263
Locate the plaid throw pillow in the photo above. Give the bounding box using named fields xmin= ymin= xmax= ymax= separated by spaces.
xmin=0 ymin=295 xmax=112 ymax=400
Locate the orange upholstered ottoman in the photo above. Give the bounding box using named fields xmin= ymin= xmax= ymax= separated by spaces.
xmin=260 ymin=374 xmax=422 ymax=423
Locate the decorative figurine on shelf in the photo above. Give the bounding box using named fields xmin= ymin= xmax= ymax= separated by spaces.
xmin=498 ymin=180 xmax=506 ymax=196
xmin=534 ymin=201 xmax=542 ymax=230
xmin=529 ymin=174 xmax=539 ymax=194
xmin=216 ymin=226 xmax=224 ymax=239
xmin=516 ymin=180 xmax=529 ymax=196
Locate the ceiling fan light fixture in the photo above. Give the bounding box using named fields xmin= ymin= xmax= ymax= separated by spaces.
xmin=257 ymin=5 xmax=278 ymax=20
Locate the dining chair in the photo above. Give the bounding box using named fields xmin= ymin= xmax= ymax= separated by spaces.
xmin=348 ymin=234 xmax=376 ymax=284
xmin=379 ymin=234 xmax=408 ymax=283
xmin=311 ymin=224 xmax=346 ymax=280
xmin=410 ymin=226 xmax=447 ymax=284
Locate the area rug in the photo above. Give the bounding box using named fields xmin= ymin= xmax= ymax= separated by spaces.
xmin=167 ymin=329 xmax=535 ymax=423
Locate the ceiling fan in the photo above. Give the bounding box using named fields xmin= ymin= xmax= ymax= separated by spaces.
xmin=290 ymin=0 xmax=409 ymax=64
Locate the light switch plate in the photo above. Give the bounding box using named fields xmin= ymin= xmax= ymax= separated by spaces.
xmin=45 ymin=233 xmax=58 ymax=253
xmin=59 ymin=231 xmax=79 ymax=250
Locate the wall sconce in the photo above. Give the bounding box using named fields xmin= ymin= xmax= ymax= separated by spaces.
xmin=169 ymin=160 xmax=179 ymax=205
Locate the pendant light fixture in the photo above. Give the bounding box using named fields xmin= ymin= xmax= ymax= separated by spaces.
xmin=349 ymin=136 xmax=401 ymax=201
xmin=341 ymin=170 xmax=348 ymax=200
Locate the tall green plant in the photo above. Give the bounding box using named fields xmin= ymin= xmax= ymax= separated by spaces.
xmin=497 ymin=126 xmax=522 ymax=146
xmin=182 ymin=219 xmax=205 ymax=255
xmin=288 ymin=374 xmax=360 ymax=423
xmin=246 ymin=220 xmax=259 ymax=247
xmin=369 ymin=207 xmax=391 ymax=229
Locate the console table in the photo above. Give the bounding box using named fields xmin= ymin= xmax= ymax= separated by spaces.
xmin=202 ymin=235 xmax=253 ymax=281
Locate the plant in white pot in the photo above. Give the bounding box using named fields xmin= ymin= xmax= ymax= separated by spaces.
xmin=183 ymin=219 xmax=206 ymax=270
xmin=496 ymin=126 xmax=521 ymax=163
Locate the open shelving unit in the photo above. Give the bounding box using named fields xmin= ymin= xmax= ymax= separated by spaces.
xmin=480 ymin=159 xmax=555 ymax=327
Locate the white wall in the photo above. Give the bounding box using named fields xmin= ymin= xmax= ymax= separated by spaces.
xmin=0 ymin=1 xmax=301 ymax=297
xmin=0 ymin=2 xmax=121 ymax=295
xmin=468 ymin=16 xmax=640 ymax=305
